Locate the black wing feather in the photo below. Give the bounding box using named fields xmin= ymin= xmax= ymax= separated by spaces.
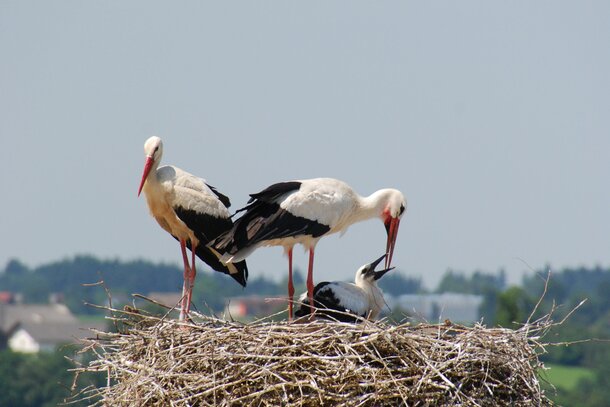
xmin=205 ymin=183 xmax=231 ymax=208
xmin=211 ymin=199 xmax=330 ymax=254
xmin=247 ymin=181 xmax=302 ymax=203
xmin=174 ymin=207 xmax=233 ymax=245
xmin=295 ymin=282 xmax=361 ymax=323
xmin=174 ymin=206 xmax=248 ymax=287
xmin=211 ymin=180 xmax=335 ymax=253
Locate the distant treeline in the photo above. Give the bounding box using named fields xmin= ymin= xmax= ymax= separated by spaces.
xmin=1 ymin=256 xmax=608 ymax=325
xmin=0 ymin=255 xmax=423 ymax=315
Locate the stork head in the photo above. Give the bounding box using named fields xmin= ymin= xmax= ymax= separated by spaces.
xmin=355 ymin=253 xmax=395 ymax=286
xmin=138 ymin=136 xmax=164 ymax=196
xmin=379 ymin=189 xmax=406 ymax=269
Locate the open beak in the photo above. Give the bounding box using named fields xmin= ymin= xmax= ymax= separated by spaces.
xmin=368 ymin=253 xmax=387 ymax=270
xmin=137 ymin=156 xmax=154 ymax=197
xmin=374 ymin=266 xmax=395 ymax=281
xmin=384 ymin=217 xmax=400 ymax=269
xmin=364 ymin=254 xmax=394 ymax=281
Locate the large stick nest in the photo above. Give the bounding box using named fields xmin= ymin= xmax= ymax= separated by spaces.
xmin=71 ymin=300 xmax=555 ymax=407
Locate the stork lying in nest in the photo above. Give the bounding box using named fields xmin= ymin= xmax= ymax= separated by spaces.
xmin=295 ymin=253 xmax=393 ymax=322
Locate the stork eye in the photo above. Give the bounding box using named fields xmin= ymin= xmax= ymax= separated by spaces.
xmin=399 ymin=204 xmax=405 ymax=215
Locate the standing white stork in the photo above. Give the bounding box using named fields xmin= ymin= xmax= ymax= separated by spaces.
xmin=211 ymin=177 xmax=405 ymax=319
xmin=137 ymin=136 xmax=248 ymax=321
xmin=294 ymin=253 xmax=394 ymax=322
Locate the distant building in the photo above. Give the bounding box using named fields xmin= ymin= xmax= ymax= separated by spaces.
xmin=0 ymin=303 xmax=105 ymax=353
xmin=386 ymin=293 xmax=483 ymax=323
xmin=0 ymin=292 xmax=14 ymax=304
xmin=0 ymin=291 xmax=23 ymax=304
xmin=224 ymin=295 xmax=285 ymax=320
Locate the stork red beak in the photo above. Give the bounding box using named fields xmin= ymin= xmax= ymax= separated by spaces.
xmin=137 ymin=156 xmax=154 ymax=197
xmin=384 ymin=217 xmax=400 ymax=269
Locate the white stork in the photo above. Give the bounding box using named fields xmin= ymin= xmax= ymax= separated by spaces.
xmin=211 ymin=177 xmax=406 ymax=319
xmin=137 ymin=136 xmax=248 ymax=321
xmin=294 ymin=253 xmax=393 ymax=322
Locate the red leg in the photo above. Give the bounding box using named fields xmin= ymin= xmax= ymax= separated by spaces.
xmin=179 ymin=239 xmax=190 ymax=321
xmin=287 ymin=247 xmax=294 ymax=321
xmin=185 ymin=243 xmax=197 ymax=316
xmin=307 ymin=248 xmax=315 ymax=312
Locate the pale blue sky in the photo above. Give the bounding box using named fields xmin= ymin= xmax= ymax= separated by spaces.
xmin=1 ymin=1 xmax=609 ymax=288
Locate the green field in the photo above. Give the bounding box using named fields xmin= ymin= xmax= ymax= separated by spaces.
xmin=541 ymin=363 xmax=595 ymax=391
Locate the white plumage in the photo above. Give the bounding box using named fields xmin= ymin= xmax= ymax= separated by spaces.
xmin=142 ymin=166 xmax=229 ymax=244
xmin=277 ymin=178 xmax=359 ymax=231
xmin=295 ymin=254 xmax=393 ymax=322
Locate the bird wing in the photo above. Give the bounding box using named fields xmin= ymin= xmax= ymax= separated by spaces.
xmin=173 ymin=188 xmax=249 ymax=287
xmin=205 ymin=183 xmax=231 ymax=208
xmin=281 ymin=178 xmax=358 ymax=231
xmin=158 ymin=166 xmax=232 ymax=220
xmin=238 ymin=178 xmax=357 ymax=243
xmin=173 ymin=199 xmax=233 ymax=244
xmin=211 ymin=181 xmax=331 ymax=253
xmin=247 ymin=181 xmax=302 ymax=204
xmin=242 ymin=202 xmax=331 ymax=243
xmin=315 ymin=282 xmax=369 ymax=316
xmin=158 ymin=166 xmax=248 ymax=286
xmin=295 ymin=282 xmax=369 ymax=321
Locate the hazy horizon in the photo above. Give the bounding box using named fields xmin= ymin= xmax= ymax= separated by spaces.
xmin=2 ymin=1 xmax=609 ymax=289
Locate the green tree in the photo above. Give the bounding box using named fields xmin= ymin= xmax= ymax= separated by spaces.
xmin=377 ymin=271 xmax=422 ymax=296
xmin=436 ymin=269 xmax=470 ymax=293
xmin=552 ymin=350 xmax=610 ymax=407
xmin=436 ymin=269 xmax=505 ymax=295
xmin=0 ymin=349 xmax=73 ymax=407
xmin=4 ymin=258 xmax=29 ymax=276
xmin=495 ymin=286 xmax=534 ymax=328
xmin=0 ymin=347 xmax=105 ymax=407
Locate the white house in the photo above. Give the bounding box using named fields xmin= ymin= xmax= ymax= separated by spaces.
xmin=0 ymin=303 xmax=105 ymax=353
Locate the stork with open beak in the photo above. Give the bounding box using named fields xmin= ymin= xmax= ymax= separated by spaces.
xmin=295 ymin=253 xmax=394 ymax=322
